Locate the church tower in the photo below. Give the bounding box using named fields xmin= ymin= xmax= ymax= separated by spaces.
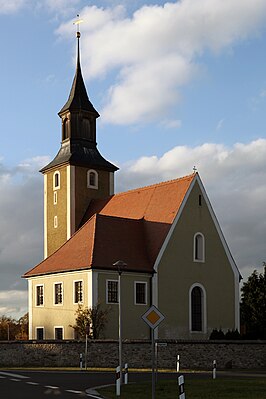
xmin=41 ymin=29 xmax=118 ymax=258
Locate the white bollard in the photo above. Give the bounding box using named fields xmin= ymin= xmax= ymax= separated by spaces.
xmin=116 ymin=366 xmax=121 ymax=396
xmin=178 ymin=374 xmax=185 ymax=399
xmin=79 ymin=353 xmax=83 ymax=370
xmin=124 ymin=363 xmax=128 ymax=384
xmin=177 ymin=354 xmax=180 ymax=372
xmin=213 ymin=360 xmax=217 ymax=379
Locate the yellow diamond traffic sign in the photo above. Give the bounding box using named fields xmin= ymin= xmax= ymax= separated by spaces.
xmin=142 ymin=305 xmax=165 ymax=329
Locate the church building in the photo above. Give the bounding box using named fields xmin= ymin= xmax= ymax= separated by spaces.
xmin=23 ymin=30 xmax=241 ymax=341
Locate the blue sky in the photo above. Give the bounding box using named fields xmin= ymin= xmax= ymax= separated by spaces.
xmin=0 ymin=0 xmax=266 ymax=317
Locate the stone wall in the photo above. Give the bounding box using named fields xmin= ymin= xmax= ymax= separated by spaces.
xmin=0 ymin=340 xmax=265 ymax=369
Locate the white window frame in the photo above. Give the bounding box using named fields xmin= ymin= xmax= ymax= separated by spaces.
xmin=54 ymin=215 xmax=58 ymax=228
xmin=54 ymin=326 xmax=64 ymax=340
xmin=106 ymin=279 xmax=118 ymax=304
xmin=189 ymin=283 xmax=207 ymax=334
xmin=87 ymin=169 xmax=98 ymax=189
xmin=53 ymin=191 xmax=58 ymax=205
xmin=193 ymin=232 xmax=205 ymax=263
xmin=35 ymin=326 xmax=45 ymax=340
xmin=53 ymin=171 xmax=60 ymax=190
xmin=73 ymin=280 xmax=84 ymax=304
xmin=134 ymin=281 xmax=147 ymax=305
xmin=36 ymin=284 xmax=44 ymax=307
xmin=53 ymin=282 xmax=63 ymax=306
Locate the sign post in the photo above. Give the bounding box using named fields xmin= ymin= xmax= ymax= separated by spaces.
xmin=142 ymin=306 xmax=165 ymax=399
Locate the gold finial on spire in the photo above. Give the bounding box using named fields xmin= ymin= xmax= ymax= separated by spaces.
xmin=73 ymin=14 xmax=83 ymax=38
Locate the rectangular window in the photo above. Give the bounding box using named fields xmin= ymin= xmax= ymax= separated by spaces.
xmin=107 ymin=280 xmax=118 ymax=303
xmin=54 ymin=191 xmax=58 ymax=205
xmin=135 ymin=282 xmax=147 ymax=305
xmin=74 ymin=281 xmax=83 ymax=303
xmin=36 ymin=285 xmax=44 ymax=306
xmin=36 ymin=327 xmax=44 ymax=340
xmin=54 ymin=327 xmax=63 ymax=340
xmin=54 ymin=216 xmax=58 ymax=228
xmin=54 ymin=283 xmax=63 ymax=305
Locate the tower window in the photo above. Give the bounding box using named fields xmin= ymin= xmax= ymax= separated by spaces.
xmin=54 ymin=216 xmax=58 ymax=228
xmin=193 ymin=233 xmax=205 ymax=262
xmin=83 ymin=118 xmax=91 ymax=140
xmin=62 ymin=118 xmax=69 ymax=141
xmin=53 ymin=171 xmax=60 ymax=190
xmin=54 ymin=191 xmax=58 ymax=205
xmin=87 ymin=169 xmax=98 ymax=189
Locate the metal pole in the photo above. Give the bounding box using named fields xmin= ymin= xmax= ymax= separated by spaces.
xmin=118 ymin=271 xmax=122 ymax=393
xmin=85 ymin=333 xmax=88 ymax=370
xmin=152 ymin=329 xmax=155 ymax=399
xmin=155 ymin=341 xmax=158 ymax=383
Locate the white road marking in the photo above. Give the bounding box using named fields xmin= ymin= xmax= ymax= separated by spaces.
xmin=10 ymin=378 xmax=20 ymax=382
xmin=0 ymin=371 xmax=29 ymax=379
xmin=26 ymin=381 xmax=39 ymax=386
xmin=0 ymin=376 xmax=6 ymax=379
xmin=45 ymin=385 xmax=60 ymax=389
xmin=65 ymin=389 xmax=83 ymax=394
xmin=86 ymin=394 xmax=103 ymax=399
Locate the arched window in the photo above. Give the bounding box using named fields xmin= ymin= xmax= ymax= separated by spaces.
xmin=193 ymin=233 xmax=205 ymax=262
xmin=53 ymin=171 xmax=60 ymax=190
xmin=62 ymin=118 xmax=69 ymax=141
xmin=87 ymin=170 xmax=98 ymax=189
xmin=189 ymin=284 xmax=206 ymax=333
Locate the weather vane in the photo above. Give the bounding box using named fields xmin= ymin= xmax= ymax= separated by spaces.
xmin=73 ymin=14 xmax=84 ymax=38
xmin=193 ymin=166 xmax=197 ymax=173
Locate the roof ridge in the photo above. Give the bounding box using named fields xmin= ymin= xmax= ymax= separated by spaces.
xmin=114 ymin=173 xmax=195 ymax=198
xmin=96 ymin=213 xmax=144 ymax=223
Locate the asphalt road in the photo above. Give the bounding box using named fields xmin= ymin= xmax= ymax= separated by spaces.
xmin=1 ymin=369 xmax=264 ymax=399
xmin=0 ymin=370 xmax=115 ymax=399
xmin=0 ymin=369 xmax=176 ymax=399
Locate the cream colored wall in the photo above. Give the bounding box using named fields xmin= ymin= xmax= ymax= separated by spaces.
xmin=97 ymin=271 xmax=151 ymax=339
xmin=30 ymin=270 xmax=90 ymax=339
xmin=157 ymin=181 xmax=237 ymax=339
xmin=30 ymin=270 xmax=151 ymax=340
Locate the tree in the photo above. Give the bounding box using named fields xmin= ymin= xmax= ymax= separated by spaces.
xmin=70 ymin=304 xmax=109 ymax=339
xmin=16 ymin=313 xmax=29 ymax=340
xmin=0 ymin=315 xmax=18 ymax=340
xmin=241 ymin=263 xmax=266 ymax=339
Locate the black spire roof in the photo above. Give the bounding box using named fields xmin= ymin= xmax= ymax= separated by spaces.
xmin=41 ymin=31 xmax=118 ymax=174
xmin=59 ymin=36 xmax=99 ymax=117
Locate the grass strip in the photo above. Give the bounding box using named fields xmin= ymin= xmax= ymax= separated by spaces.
xmin=98 ymin=377 xmax=266 ymax=399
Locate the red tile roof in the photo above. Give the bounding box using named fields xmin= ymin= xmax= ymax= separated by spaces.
xmin=23 ymin=174 xmax=195 ymax=277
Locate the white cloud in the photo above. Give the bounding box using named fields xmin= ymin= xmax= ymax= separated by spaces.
xmin=57 ymin=0 xmax=266 ymax=125
xmin=42 ymin=0 xmax=81 ymax=16
xmin=161 ymin=119 xmax=182 ymax=129
xmin=0 ymin=290 xmax=28 ymax=319
xmin=0 ymin=0 xmax=27 ymax=14
xmin=0 ymin=157 xmax=44 ymax=300
xmin=116 ymin=138 xmax=266 ymax=281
